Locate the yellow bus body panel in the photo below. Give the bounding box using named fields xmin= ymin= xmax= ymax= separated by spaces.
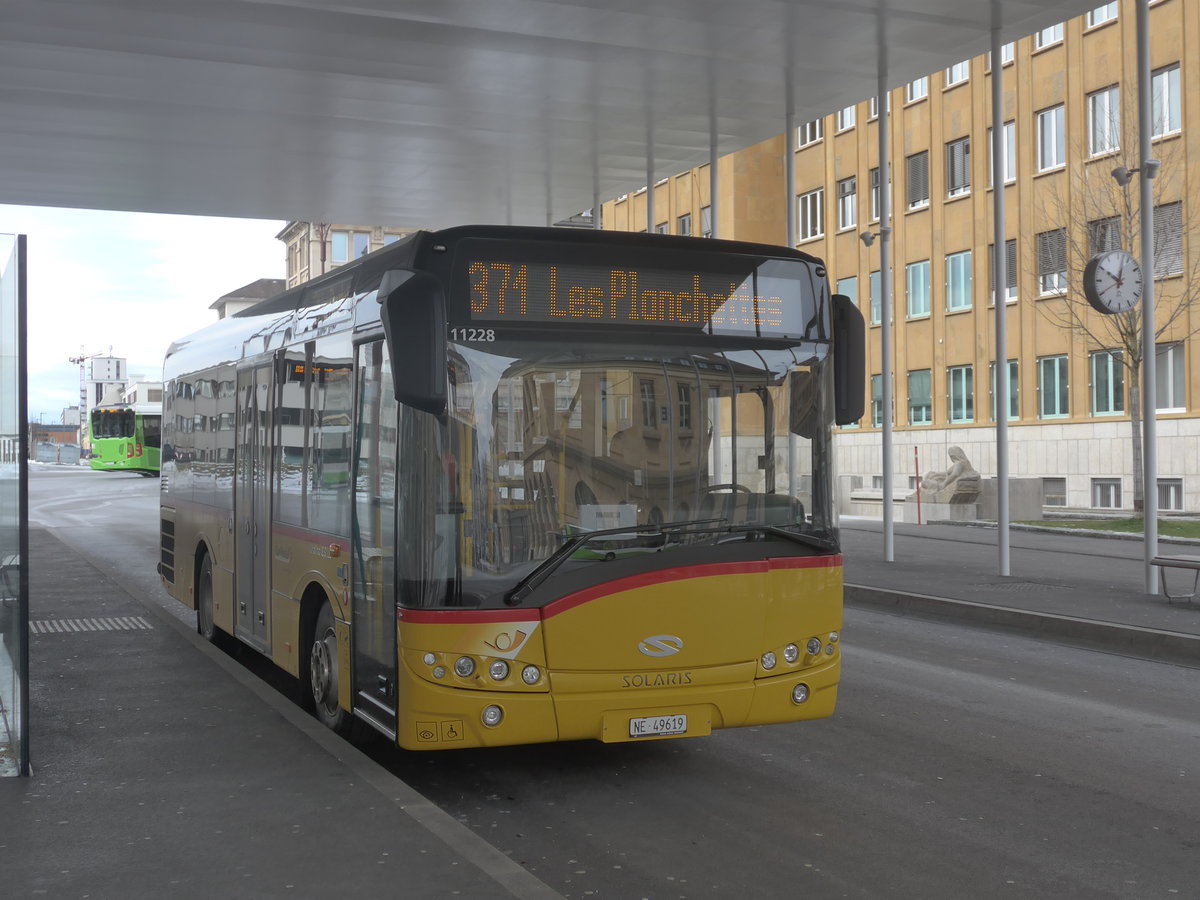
xmin=393 ymin=556 xmax=842 ymax=750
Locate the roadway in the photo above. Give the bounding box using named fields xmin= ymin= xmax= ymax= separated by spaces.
xmin=22 ymin=465 xmax=1200 ymax=899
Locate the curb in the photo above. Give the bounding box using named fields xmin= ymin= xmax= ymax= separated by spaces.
xmin=845 ymin=583 xmax=1200 ymax=668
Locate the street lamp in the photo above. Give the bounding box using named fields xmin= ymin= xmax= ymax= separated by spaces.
xmin=859 ymin=226 xmax=890 ymax=247
xmin=1111 ymin=159 xmax=1160 ymax=186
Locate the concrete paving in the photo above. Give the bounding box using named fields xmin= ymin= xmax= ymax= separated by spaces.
xmin=3 ymin=518 xmax=1196 ymax=898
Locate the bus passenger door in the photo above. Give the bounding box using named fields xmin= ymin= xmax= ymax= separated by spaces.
xmin=350 ymin=341 xmax=398 ymax=734
xmin=235 ymin=364 xmax=271 ymax=652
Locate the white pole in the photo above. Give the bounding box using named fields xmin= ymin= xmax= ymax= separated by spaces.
xmin=1136 ymin=0 xmax=1159 ymax=594
xmin=991 ymin=25 xmax=1011 ymax=576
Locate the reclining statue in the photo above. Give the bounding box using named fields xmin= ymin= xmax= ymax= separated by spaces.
xmin=916 ymin=446 xmax=981 ymax=504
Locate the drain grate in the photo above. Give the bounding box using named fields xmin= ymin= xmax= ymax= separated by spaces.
xmin=29 ymin=616 xmax=153 ymax=634
xmin=971 ymin=581 xmax=1060 ymax=593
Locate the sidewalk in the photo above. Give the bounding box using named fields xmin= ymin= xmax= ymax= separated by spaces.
xmin=0 ymin=528 xmax=562 ymax=900
xmin=840 ymin=518 xmax=1200 ymax=666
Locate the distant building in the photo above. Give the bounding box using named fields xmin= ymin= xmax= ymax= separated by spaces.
xmin=210 ymin=278 xmax=286 ymax=320
xmin=276 ymin=222 xmax=418 ymax=290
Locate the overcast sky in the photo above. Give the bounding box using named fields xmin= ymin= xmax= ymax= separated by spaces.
xmin=3 ymin=205 xmax=286 ymax=423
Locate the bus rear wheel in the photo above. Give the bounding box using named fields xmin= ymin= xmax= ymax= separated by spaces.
xmin=197 ymin=555 xmax=216 ymax=643
xmin=309 ymin=602 xmax=351 ymax=734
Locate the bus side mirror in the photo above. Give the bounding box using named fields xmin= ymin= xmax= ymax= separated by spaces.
xmin=832 ymin=293 xmax=865 ymax=426
xmin=379 ymin=269 xmax=447 ymax=416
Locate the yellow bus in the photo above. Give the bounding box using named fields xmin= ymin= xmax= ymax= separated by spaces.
xmin=159 ymin=225 xmax=864 ymax=750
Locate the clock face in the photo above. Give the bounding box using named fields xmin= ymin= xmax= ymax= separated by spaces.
xmin=1084 ymin=250 xmax=1142 ymax=314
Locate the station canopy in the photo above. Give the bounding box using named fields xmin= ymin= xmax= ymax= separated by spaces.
xmin=2 ymin=0 xmax=1098 ymax=229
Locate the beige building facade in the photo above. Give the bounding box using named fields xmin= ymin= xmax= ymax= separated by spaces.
xmin=602 ymin=0 xmax=1200 ymax=516
xmin=276 ymin=222 xmax=417 ymax=289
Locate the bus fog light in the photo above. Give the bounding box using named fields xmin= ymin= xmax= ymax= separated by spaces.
xmin=806 ymin=638 xmax=822 ymax=656
xmin=432 ymin=665 xmax=446 ymax=679
xmin=825 ymin=644 xmax=835 ymax=656
xmin=454 ymin=656 xmax=475 ymax=677
xmin=761 ymin=651 xmax=777 ymax=670
xmin=422 ymin=652 xmax=436 ymax=666
xmin=521 ymin=665 xmax=541 ymax=685
xmin=489 ymin=659 xmax=509 ymax=681
xmin=829 ymin=631 xmax=839 ymax=643
xmin=792 ymin=683 xmax=810 ymax=704
xmin=482 ymin=705 xmax=504 ymax=727
xmin=783 ymin=643 xmax=799 ymax=663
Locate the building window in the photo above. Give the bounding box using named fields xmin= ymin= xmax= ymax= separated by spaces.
xmin=946 ymin=136 xmax=971 ymax=197
xmin=948 ymin=365 xmax=974 ymax=423
xmin=1087 ymin=3 xmax=1118 ymax=26
xmin=1151 ymin=64 xmax=1181 ymax=137
xmin=798 ymin=119 xmax=824 ymax=146
xmin=836 ymin=106 xmax=856 ymax=131
xmin=677 ymin=212 xmax=692 ymax=236
xmin=1089 ymin=216 xmax=1121 ymax=254
xmin=700 ymin=205 xmax=713 ymax=238
xmin=869 ymin=167 xmax=882 ymax=221
xmin=640 ymin=380 xmax=657 ymax=428
xmin=1037 ymin=228 xmax=1067 ymax=294
xmin=797 ymin=189 xmax=824 ymax=241
xmin=989 ymin=239 xmax=1018 ymax=303
xmin=654 ymin=222 xmax=668 ymax=235
xmin=836 ymin=275 xmax=858 ymax=302
xmin=837 ymin=177 xmax=857 ymax=230
xmin=331 ymin=230 xmax=369 ymax=264
xmin=906 ymin=77 xmax=929 ymax=102
xmin=946 ymin=251 xmax=972 ymax=311
xmin=677 ymin=384 xmax=692 ymax=430
xmin=986 ymin=44 xmax=1016 ymax=68
xmin=906 ymin=260 xmax=931 ymax=318
xmin=1156 ymin=342 xmax=1186 ymax=411
xmin=1088 ymin=86 xmax=1120 ymax=156
xmin=1037 ymin=105 xmax=1066 ymax=170
xmin=908 ymin=370 xmax=932 ymax=425
xmin=869 ymin=270 xmax=882 ymax=325
xmin=945 ymin=61 xmax=970 ymax=87
xmin=987 ymin=121 xmax=1016 ymax=185
xmin=869 ymin=94 xmax=891 ymax=119
xmin=1154 ymin=202 xmax=1183 ymax=276
xmin=1043 ymin=477 xmax=1067 ymax=507
xmin=990 ymin=360 xmax=1020 ymax=421
xmin=1035 ymin=23 xmax=1064 ymax=49
xmin=871 ymin=374 xmax=884 ymax=427
xmin=1158 ymin=479 xmax=1184 ymax=512
xmin=1090 ymin=349 xmax=1125 ymax=416
xmin=1092 ymin=478 xmax=1121 ymax=509
xmin=906 ymin=151 xmax=929 ymax=209
xmin=1038 ymin=355 xmax=1069 ymax=418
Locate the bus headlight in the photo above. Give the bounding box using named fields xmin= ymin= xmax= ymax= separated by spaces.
xmin=488 ymin=659 xmax=509 ymax=681
xmin=482 ymin=705 xmax=504 ymax=727
xmin=423 ymin=652 xmax=437 ymax=667
xmin=432 ymin=665 xmax=446 ymax=679
xmin=761 ymin=651 xmax=777 ymax=670
xmin=454 ymin=656 xmax=475 ymax=677
xmin=806 ymin=637 xmax=822 ymax=656
xmin=792 ymin=683 xmax=810 ymax=704
xmin=829 ymin=631 xmax=839 ymax=643
xmin=783 ymin=643 xmax=799 ymax=663
xmin=521 ymin=665 xmax=541 ymax=685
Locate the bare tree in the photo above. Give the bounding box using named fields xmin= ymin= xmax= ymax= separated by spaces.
xmin=1037 ymin=104 xmax=1197 ymax=513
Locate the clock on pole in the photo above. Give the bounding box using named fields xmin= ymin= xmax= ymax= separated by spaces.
xmin=1083 ymin=249 xmax=1143 ymax=314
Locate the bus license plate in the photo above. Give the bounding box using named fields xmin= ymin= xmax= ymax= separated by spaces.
xmin=629 ymin=714 xmax=687 ymax=738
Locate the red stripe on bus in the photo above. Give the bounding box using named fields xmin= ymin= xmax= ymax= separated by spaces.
xmin=397 ymin=555 xmax=842 ymax=625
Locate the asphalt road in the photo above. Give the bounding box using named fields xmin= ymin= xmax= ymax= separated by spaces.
xmin=28 ymin=465 xmax=1200 ymax=898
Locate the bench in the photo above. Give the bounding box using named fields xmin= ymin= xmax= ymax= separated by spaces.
xmin=1151 ymin=554 xmax=1200 ymax=603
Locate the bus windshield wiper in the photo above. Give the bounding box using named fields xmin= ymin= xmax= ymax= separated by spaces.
xmin=503 ymin=520 xmax=722 ymax=606
xmin=728 ymin=524 xmax=837 ymax=554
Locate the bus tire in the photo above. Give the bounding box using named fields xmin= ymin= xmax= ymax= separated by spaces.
xmin=197 ymin=555 xmax=216 ymax=643
xmin=309 ymin=601 xmax=352 ymax=735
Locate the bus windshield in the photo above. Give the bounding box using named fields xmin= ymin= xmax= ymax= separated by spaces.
xmin=397 ymin=337 xmax=836 ymax=610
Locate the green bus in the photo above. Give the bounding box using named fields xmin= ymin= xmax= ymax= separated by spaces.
xmin=89 ymin=404 xmax=161 ymax=475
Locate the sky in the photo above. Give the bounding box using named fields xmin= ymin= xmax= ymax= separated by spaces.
xmin=3 ymin=205 xmax=286 ymax=423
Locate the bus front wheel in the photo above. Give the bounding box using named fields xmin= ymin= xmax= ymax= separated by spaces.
xmin=309 ymin=602 xmax=351 ymax=734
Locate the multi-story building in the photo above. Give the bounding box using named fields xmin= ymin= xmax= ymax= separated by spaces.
xmin=602 ymin=0 xmax=1199 ymax=515
xmin=276 ymin=222 xmax=418 ymax=289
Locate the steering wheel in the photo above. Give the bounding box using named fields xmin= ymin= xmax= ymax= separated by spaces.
xmin=704 ymin=483 xmax=752 ymax=494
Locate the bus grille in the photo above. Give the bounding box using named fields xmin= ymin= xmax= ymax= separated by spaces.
xmin=159 ymin=518 xmax=175 ymax=584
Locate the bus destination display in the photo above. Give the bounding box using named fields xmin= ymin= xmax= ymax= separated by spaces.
xmin=461 ymin=257 xmax=815 ymax=337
